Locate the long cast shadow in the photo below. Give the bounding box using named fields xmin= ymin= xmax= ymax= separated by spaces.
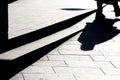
xmin=0 ymin=10 xmax=96 ymax=53
xmin=0 ymin=10 xmax=96 ymax=79
xmin=78 ymin=18 xmax=120 ymax=50
xmin=0 ymin=30 xmax=82 ymax=79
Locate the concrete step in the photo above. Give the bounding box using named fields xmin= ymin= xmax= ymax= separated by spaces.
xmin=0 ymin=10 xmax=96 ymax=58
xmin=0 ymin=10 xmax=96 ymax=80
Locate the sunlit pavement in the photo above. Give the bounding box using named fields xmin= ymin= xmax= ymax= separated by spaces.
xmin=3 ymin=0 xmax=120 ymax=80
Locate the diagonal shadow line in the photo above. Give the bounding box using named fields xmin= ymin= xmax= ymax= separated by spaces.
xmin=0 ymin=9 xmax=96 ymax=53
xmin=0 ymin=29 xmax=83 ymax=79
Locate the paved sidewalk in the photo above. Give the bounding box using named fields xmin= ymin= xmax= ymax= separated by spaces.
xmin=4 ymin=0 xmax=120 ymax=80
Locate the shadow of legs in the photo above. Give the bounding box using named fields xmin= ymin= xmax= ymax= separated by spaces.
xmin=78 ymin=18 xmax=120 ymax=51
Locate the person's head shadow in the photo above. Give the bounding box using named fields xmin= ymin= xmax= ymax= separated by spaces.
xmin=78 ymin=17 xmax=120 ymax=51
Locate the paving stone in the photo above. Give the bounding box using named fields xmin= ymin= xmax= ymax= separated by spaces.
xmin=53 ymin=67 xmax=104 ymax=75
xmin=101 ymin=67 xmax=120 ymax=75
xmin=95 ymin=42 xmax=120 ymax=56
xmin=66 ymin=61 xmax=114 ymax=68
xmin=23 ymin=73 xmax=75 ymax=80
xmin=48 ymin=55 xmax=93 ymax=61
xmin=58 ymin=44 xmax=81 ymax=50
xmin=74 ymin=74 xmax=120 ymax=80
xmin=21 ymin=66 xmax=54 ymax=74
xmin=32 ymin=61 xmax=67 ymax=67
xmin=58 ymin=49 xmax=103 ymax=56
xmin=62 ymin=40 xmax=80 ymax=45
xmin=91 ymin=56 xmax=120 ymax=62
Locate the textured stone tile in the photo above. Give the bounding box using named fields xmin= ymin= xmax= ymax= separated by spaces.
xmin=66 ymin=61 xmax=114 ymax=68
xmin=32 ymin=61 xmax=67 ymax=67
xmin=21 ymin=66 xmax=54 ymax=74
xmin=74 ymin=74 xmax=120 ymax=80
xmin=56 ymin=74 xmax=75 ymax=80
xmin=99 ymin=49 xmax=119 ymax=56
xmin=62 ymin=41 xmax=81 ymax=45
xmin=53 ymin=67 xmax=104 ymax=75
xmin=48 ymin=55 xmax=93 ymax=61
xmin=23 ymin=73 xmax=75 ymax=80
xmin=95 ymin=42 xmax=120 ymax=56
xmin=91 ymin=56 xmax=120 ymax=61
xmin=58 ymin=44 xmax=80 ymax=50
xmin=24 ymin=74 xmax=58 ymax=80
xmin=101 ymin=67 xmax=120 ymax=75
xmin=58 ymin=49 xmax=103 ymax=56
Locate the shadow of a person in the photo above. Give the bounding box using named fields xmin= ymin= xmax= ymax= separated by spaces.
xmin=78 ymin=18 xmax=120 ymax=51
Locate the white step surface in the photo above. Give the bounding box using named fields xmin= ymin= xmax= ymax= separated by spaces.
xmin=0 ymin=11 xmax=95 ymax=60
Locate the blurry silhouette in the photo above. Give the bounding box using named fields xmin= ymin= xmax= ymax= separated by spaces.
xmin=78 ymin=18 xmax=120 ymax=50
xmin=95 ymin=0 xmax=120 ymax=19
